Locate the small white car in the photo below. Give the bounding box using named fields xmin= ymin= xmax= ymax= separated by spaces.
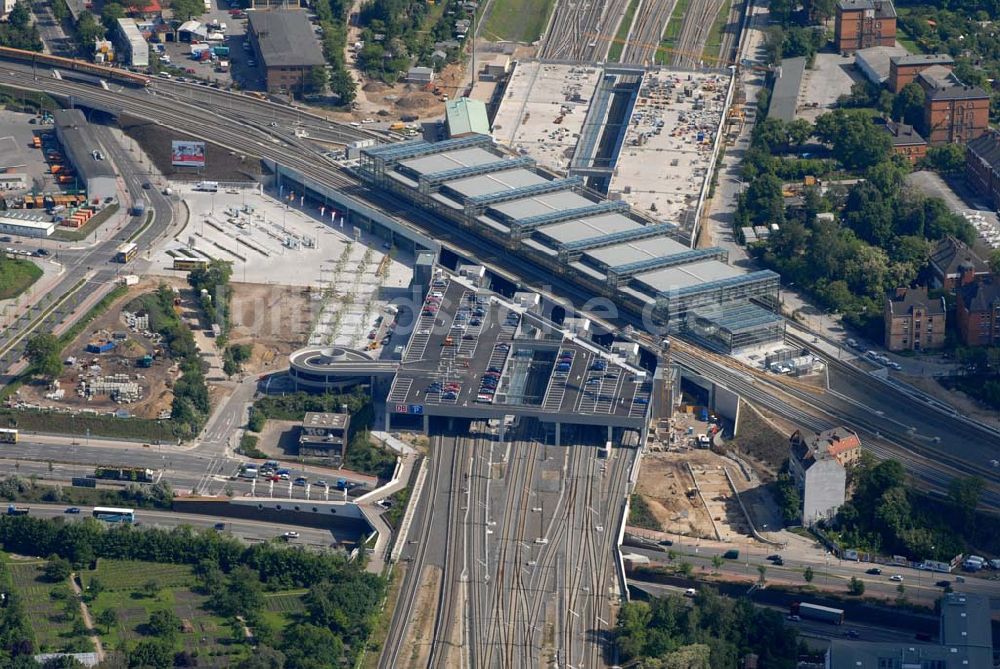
xmin=282 ymin=531 xmax=299 ymax=539
xmin=889 ymin=574 xmax=904 ymax=582
xmin=684 ymin=588 xmax=696 ymax=597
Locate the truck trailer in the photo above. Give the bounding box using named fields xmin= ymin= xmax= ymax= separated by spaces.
xmin=791 ymin=602 xmax=844 ymax=625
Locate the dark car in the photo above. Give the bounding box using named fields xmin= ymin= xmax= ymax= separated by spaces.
xmin=142 ymin=181 xmax=152 ymax=189
xmin=35 ymin=248 xmax=49 ymax=256
xmin=64 ymin=507 xmax=81 ymax=514
xmin=866 ymin=567 xmax=882 ymax=575
xmin=214 ymin=522 xmax=226 ymax=530
xmin=766 ymin=554 xmax=781 ymax=561
xmin=0 ymin=236 xmax=11 ymax=242
xmin=935 ymin=580 xmax=951 ymax=587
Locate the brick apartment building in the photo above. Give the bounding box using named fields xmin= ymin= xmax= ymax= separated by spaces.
xmin=881 ymin=118 xmax=927 ymax=163
xmin=888 ymin=53 xmax=954 ymax=93
xmin=929 ymin=236 xmax=991 ymax=290
xmin=917 ymin=67 xmax=990 ymax=145
xmin=967 ymin=131 xmax=1000 ymax=211
xmin=835 ymin=0 xmax=896 ymax=52
xmin=884 ymin=287 xmax=947 ymax=351
xmin=957 ymin=281 xmax=1000 ymax=347
xmin=247 ymin=10 xmax=325 ymax=94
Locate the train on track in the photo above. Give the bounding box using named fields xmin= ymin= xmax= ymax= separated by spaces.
xmin=0 ymin=46 xmax=150 ymax=87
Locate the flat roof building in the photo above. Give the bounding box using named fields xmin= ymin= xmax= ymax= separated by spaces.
xmin=247 ymin=10 xmax=325 ymax=95
xmin=830 ymin=593 xmax=991 ymax=668
xmin=52 ymin=109 xmax=117 ymax=204
xmin=114 ymin=18 xmax=148 ymax=68
xmin=768 ymin=57 xmax=805 ymax=122
xmin=299 ymin=412 xmax=350 ymax=466
xmin=406 ymin=66 xmax=434 ymax=84
xmin=0 ymin=215 xmax=56 ymax=238
xmin=888 ymin=53 xmax=953 ymax=92
xmin=854 ymin=45 xmax=907 ymax=85
xmin=445 ymin=98 xmax=490 ymax=138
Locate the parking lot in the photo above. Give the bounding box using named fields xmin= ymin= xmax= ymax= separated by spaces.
xmin=386 ymin=275 xmax=652 ymax=424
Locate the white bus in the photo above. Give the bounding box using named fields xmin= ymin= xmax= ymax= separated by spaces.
xmin=0 ymin=428 xmax=17 ymax=444
xmin=92 ymin=507 xmax=135 ymax=524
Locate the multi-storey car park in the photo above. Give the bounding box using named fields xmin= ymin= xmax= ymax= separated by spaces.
xmin=383 ymin=272 xmax=656 ymax=442
xmin=356 ymin=135 xmax=783 ymax=352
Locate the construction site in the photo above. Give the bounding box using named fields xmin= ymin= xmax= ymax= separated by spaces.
xmin=6 ymin=280 xmax=180 ymax=419
xmin=491 ymin=61 xmax=729 ymax=232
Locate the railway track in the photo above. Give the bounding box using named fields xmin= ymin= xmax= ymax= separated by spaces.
xmin=539 ymin=0 xmax=630 ymax=62
xmin=671 ymin=0 xmax=726 ymax=68
xmin=620 ymin=0 xmax=678 ymax=65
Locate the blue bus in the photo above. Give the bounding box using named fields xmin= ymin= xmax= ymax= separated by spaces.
xmin=92 ymin=507 xmax=135 ymax=524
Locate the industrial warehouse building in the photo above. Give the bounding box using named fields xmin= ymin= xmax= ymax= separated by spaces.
xmin=114 ymin=18 xmax=149 ymax=68
xmin=52 ymin=109 xmax=117 ymax=204
xmin=358 ymin=136 xmax=781 ymax=351
xmin=247 ymin=10 xmax=325 ymax=94
xmin=0 ymin=213 xmax=56 ymax=238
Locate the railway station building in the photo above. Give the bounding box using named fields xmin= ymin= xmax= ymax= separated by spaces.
xmin=357 ymin=136 xmax=781 ymax=352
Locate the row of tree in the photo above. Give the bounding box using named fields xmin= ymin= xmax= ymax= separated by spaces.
xmin=0 ymin=2 xmax=42 ymax=50
xmin=616 ymin=587 xmax=800 ymax=668
xmin=737 ymin=112 xmax=974 ymax=327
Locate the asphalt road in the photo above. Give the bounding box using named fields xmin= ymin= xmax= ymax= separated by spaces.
xmin=16 ymin=502 xmax=335 ymax=547
xmin=622 ymin=541 xmax=1000 ymax=608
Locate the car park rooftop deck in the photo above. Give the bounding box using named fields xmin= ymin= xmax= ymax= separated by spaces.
xmin=386 ymin=275 xmax=651 ymax=428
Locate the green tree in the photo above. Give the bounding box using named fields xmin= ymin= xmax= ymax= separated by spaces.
xmin=711 ymin=555 xmax=724 ymax=573
xmin=892 ymin=82 xmax=926 ymax=127
xmin=814 ymin=109 xmax=892 ymax=170
xmin=281 ymin=624 xmax=344 ymax=669
xmin=922 ymin=143 xmax=966 ymax=175
xmin=170 ymin=0 xmax=204 ymax=20
xmin=756 ymin=564 xmax=767 ymax=585
xmin=949 ymin=476 xmax=984 ymax=531
xmin=990 ymin=249 xmax=1000 ymax=275
xmin=128 ymin=640 xmax=173 ymax=668
xmin=101 ymin=2 xmax=125 ymax=28
xmin=97 ymin=608 xmax=118 ymax=634
xmin=803 ymin=566 xmax=814 ymax=583
xmin=142 ymin=579 xmax=160 ymax=599
xmin=677 ymin=561 xmax=694 ymax=578
xmin=236 ymin=645 xmax=286 ymax=669
xmin=329 ymin=69 xmax=356 ymax=106
xmin=43 ymin=555 xmax=72 ymax=583
xmin=848 ymin=576 xmax=865 ymax=595
xmin=306 ymin=65 xmax=329 ymax=95
xmin=87 ymin=576 xmax=104 ymax=601
xmin=75 ymin=11 xmax=106 ymax=45
xmin=25 ymin=333 xmax=63 ymax=379
xmin=144 ymin=609 xmax=181 ymax=641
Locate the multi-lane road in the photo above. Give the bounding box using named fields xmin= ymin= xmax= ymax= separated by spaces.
xmin=380 ymin=422 xmax=635 ymax=668
xmin=17 ymin=502 xmax=336 ymax=547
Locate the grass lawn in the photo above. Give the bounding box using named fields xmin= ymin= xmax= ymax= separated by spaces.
xmin=0 ymin=258 xmax=43 ymax=300
xmin=51 ymin=203 xmax=120 ymax=243
xmin=482 ymin=0 xmax=556 ymax=43
xmin=608 ymin=0 xmax=641 ymax=62
xmin=83 ymin=559 xmax=196 ymax=590
xmin=6 ymin=561 xmax=91 ymax=653
xmin=655 ymin=0 xmax=692 ymax=63
xmin=702 ymin=0 xmax=732 ymax=61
